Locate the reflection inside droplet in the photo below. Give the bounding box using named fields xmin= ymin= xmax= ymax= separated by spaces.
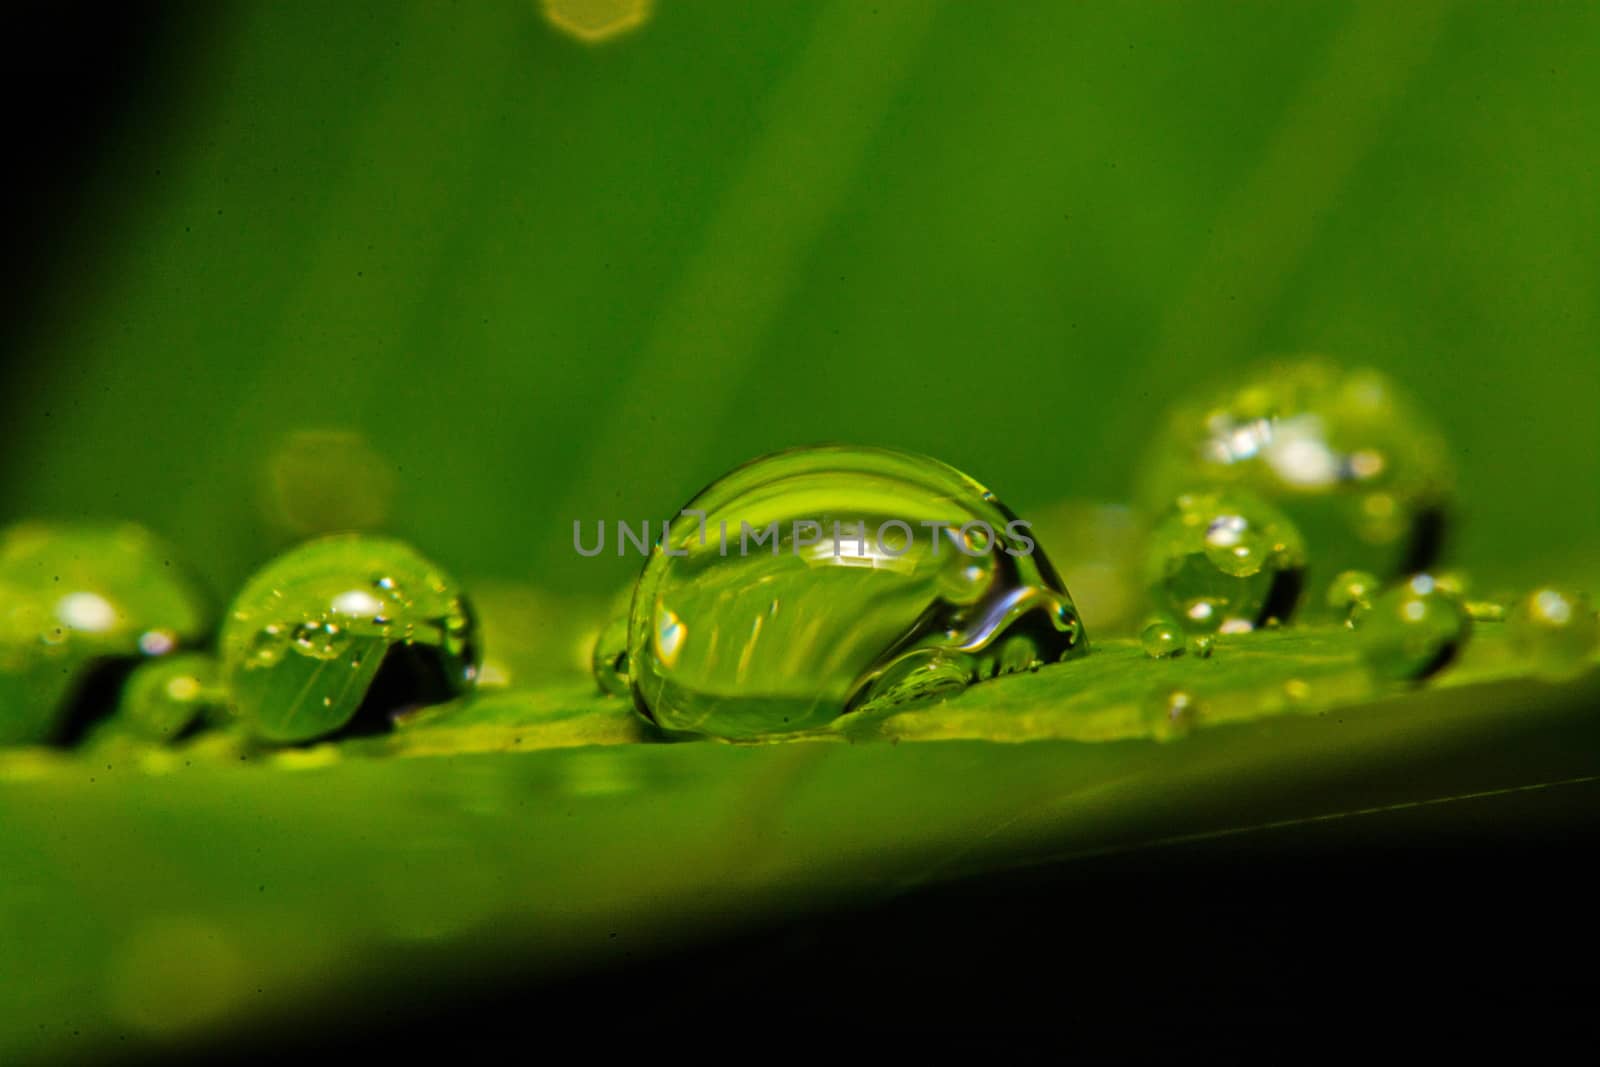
xmin=57 ymin=592 xmax=118 ymax=633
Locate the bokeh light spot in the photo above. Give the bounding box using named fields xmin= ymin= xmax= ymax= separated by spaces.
xmin=541 ymin=0 xmax=653 ymax=44
xmin=263 ymin=428 xmax=395 ymax=537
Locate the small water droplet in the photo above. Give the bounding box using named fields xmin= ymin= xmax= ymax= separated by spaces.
xmin=1186 ymin=634 xmax=1214 ymax=658
xmin=591 ymin=611 xmax=631 ymax=697
xmin=0 ymin=522 xmax=210 ymax=746
xmin=1326 ymin=569 xmax=1380 ymax=623
xmin=97 ymin=653 xmax=225 ymax=746
xmin=1139 ymin=618 xmax=1183 ymax=659
xmin=1507 ymin=586 xmax=1598 ymax=681
xmin=1143 ymin=687 xmax=1200 ymax=740
xmin=1356 ymin=574 xmax=1468 ymax=682
xmin=1145 ymin=489 xmax=1305 ymax=633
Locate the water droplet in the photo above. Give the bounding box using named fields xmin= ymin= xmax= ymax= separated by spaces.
xmin=97 ymin=653 xmax=225 ymax=745
xmin=1138 ymin=358 xmax=1454 ymax=599
xmin=1356 ymin=574 xmax=1468 ymax=682
xmin=624 ymin=446 xmax=1087 ymax=738
xmin=591 ymin=610 xmax=632 ymax=696
xmin=1143 ymin=687 xmax=1200 ymax=741
xmin=1507 ymin=586 xmax=1598 ymax=681
xmin=1139 ymin=618 xmax=1184 ymax=659
xmin=220 ymin=535 xmax=479 ymax=742
xmin=1187 ymin=633 xmax=1214 ymax=658
xmin=1145 ymin=489 xmax=1305 ymax=633
xmin=0 ymin=522 xmax=210 ymax=746
xmin=1325 ymin=569 xmax=1380 ymax=622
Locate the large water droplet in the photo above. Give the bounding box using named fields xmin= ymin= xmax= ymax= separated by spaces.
xmin=1507 ymin=586 xmax=1598 ymax=681
xmin=1138 ymin=358 xmax=1454 ymax=599
xmin=624 ymin=446 xmax=1087 ymax=738
xmin=1145 ymin=489 xmax=1305 ymax=634
xmin=0 ymin=522 xmax=210 ymax=746
xmin=220 ymin=535 xmax=479 ymax=742
xmin=1355 ymin=574 xmax=1468 ymax=682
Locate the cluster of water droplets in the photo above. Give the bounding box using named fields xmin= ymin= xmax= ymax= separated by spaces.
xmin=1139 ymin=358 xmax=1454 ymax=598
xmin=2 ymin=356 xmax=1597 ymax=755
xmin=1143 ymin=488 xmax=1306 ymax=636
xmin=0 ymin=522 xmax=210 ymax=746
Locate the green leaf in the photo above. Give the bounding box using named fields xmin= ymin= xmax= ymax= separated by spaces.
xmin=2 ymin=623 xmax=1595 ymax=1060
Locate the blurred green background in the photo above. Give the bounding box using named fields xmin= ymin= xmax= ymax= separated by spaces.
xmin=3 ymin=0 xmax=1597 ymax=605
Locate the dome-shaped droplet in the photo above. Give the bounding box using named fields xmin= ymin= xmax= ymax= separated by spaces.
xmin=591 ymin=610 xmax=632 ymax=697
xmin=1355 ymin=574 xmax=1468 ymax=682
xmin=1507 ymin=586 xmax=1598 ymax=681
xmin=0 ymin=522 xmax=210 ymax=746
xmin=1325 ymin=569 xmax=1380 ymax=622
xmin=1144 ymin=489 xmax=1306 ymax=634
xmin=624 ymin=446 xmax=1087 ymax=738
xmin=1139 ymin=618 xmax=1184 ymax=659
xmin=1143 ymin=687 xmax=1201 ymax=740
xmin=97 ymin=652 xmax=226 ymax=745
xmin=220 ymin=535 xmax=479 ymax=742
xmin=1138 ymin=359 xmax=1454 ymax=598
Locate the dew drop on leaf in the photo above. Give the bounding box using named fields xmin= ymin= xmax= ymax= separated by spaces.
xmin=220 ymin=535 xmax=479 ymax=743
xmin=1507 ymin=586 xmax=1598 ymax=681
xmin=97 ymin=653 xmax=226 ymax=746
xmin=1139 ymin=618 xmax=1183 ymax=659
xmin=591 ymin=610 xmax=632 ymax=697
xmin=1325 ymin=569 xmax=1380 ymax=622
xmin=0 ymin=522 xmax=211 ymax=746
xmin=1355 ymin=574 xmax=1468 ymax=682
xmin=1144 ymin=489 xmax=1306 ymax=634
xmin=624 ymin=446 xmax=1087 ymax=738
xmin=1143 ymin=687 xmax=1201 ymax=740
xmin=1137 ymin=358 xmax=1454 ymax=601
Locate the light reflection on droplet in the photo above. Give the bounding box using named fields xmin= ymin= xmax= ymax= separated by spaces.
xmin=138 ymin=629 xmax=178 ymax=656
xmin=56 ymin=592 xmax=118 ymax=633
xmin=330 ymin=589 xmax=386 ymax=618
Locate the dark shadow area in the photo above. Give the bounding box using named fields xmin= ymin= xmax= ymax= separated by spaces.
xmin=0 ymin=3 xmax=214 ymax=380
xmin=342 ymin=641 xmax=470 ymax=739
xmin=150 ymin=769 xmax=1600 ymax=1062
xmin=48 ymin=657 xmax=139 ymax=747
